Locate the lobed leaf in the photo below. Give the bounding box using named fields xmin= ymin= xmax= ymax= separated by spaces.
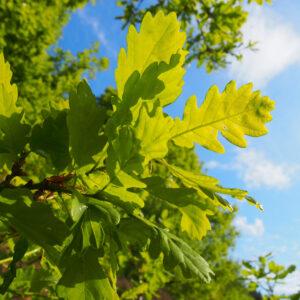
xmin=149 ymin=228 xmax=213 ymax=282
xmin=0 ymin=9 xmax=276 ymax=299
xmin=115 ymin=11 xmax=186 ymax=106
xmin=180 ymin=205 xmax=212 ymax=240
xmin=81 ymin=208 xmax=105 ymax=251
xmin=57 ymin=248 xmax=118 ymax=300
xmin=162 ymin=160 xmax=248 ymax=200
xmin=0 ymin=54 xmax=30 ymax=166
xmin=134 ymin=105 xmax=173 ymax=163
xmin=30 ymin=110 xmax=71 ymax=170
xmin=144 ymin=176 xmax=212 ymax=239
xmin=106 ymin=126 xmax=144 ymax=176
xmin=0 ymin=189 xmax=69 ymax=259
xmin=0 ymin=53 xmax=19 ymax=118
xmin=0 ymin=114 xmax=30 ymax=158
xmin=172 ymin=81 xmax=275 ymax=153
xmin=67 ymin=80 xmax=107 ymax=171
xmin=104 ymin=184 xmax=144 ymax=208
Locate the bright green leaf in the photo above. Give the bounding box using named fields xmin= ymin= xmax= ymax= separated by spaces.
xmin=121 ymin=283 xmax=149 ymax=300
xmin=144 ymin=176 xmax=206 ymax=209
xmin=149 ymin=228 xmax=213 ymax=282
xmin=69 ymin=195 xmax=87 ymax=223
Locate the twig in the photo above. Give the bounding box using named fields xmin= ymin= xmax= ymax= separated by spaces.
xmin=0 ymin=247 xmax=41 ymax=266
xmin=2 ymin=152 xmax=28 ymax=186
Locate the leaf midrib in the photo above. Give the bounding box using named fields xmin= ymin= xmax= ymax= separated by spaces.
xmin=171 ymin=107 xmax=250 ymax=139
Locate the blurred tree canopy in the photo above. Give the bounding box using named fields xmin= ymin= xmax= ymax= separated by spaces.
xmin=117 ymin=0 xmax=271 ymax=71
xmin=0 ymin=0 xmax=108 ymax=120
xmin=242 ymin=253 xmax=296 ymax=299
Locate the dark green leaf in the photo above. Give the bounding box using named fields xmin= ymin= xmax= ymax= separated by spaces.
xmin=57 ymin=248 xmax=118 ymax=300
xmin=0 ymin=113 xmax=30 ymax=167
xmin=30 ymin=110 xmax=71 ymax=170
xmin=67 ymin=80 xmax=107 ymax=170
xmin=0 ymin=238 xmax=28 ymax=294
xmin=0 ymin=189 xmax=69 ymax=260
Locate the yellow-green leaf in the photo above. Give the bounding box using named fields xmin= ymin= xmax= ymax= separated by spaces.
xmin=172 ymin=81 xmax=275 ymax=153
xmin=180 ymin=205 xmax=212 ymax=240
xmin=115 ymin=11 xmax=186 ymax=106
xmin=134 ymin=105 xmax=173 ymax=163
xmin=0 ymin=53 xmax=19 ymax=117
xmin=104 ymin=184 xmax=144 ymax=208
xmin=0 ymin=54 xmax=30 ymax=166
xmin=163 ymin=161 xmax=247 ymax=200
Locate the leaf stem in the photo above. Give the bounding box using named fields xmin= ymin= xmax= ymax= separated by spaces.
xmin=0 ymin=247 xmax=42 ymax=266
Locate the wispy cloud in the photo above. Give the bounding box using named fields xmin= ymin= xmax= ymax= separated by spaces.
xmin=234 ymin=216 xmax=264 ymax=237
xmin=275 ymin=270 xmax=300 ymax=295
xmin=228 ymin=7 xmax=300 ymax=87
xmin=206 ymin=149 xmax=299 ymax=189
xmin=77 ymin=10 xmax=110 ymax=51
xmin=234 ymin=149 xmax=297 ymax=189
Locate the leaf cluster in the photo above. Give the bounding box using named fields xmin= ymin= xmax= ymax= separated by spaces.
xmin=0 ymin=0 xmax=108 ymax=122
xmin=242 ymin=253 xmax=296 ymax=299
xmin=0 ymin=10 xmax=274 ymax=299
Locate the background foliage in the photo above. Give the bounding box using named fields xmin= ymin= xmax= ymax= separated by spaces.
xmin=0 ymin=0 xmax=108 ymax=120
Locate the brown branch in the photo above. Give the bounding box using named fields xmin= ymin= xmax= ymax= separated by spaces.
xmin=2 ymin=152 xmax=28 ymax=187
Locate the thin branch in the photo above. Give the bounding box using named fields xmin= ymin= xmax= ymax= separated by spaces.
xmin=0 ymin=247 xmax=41 ymax=266
xmin=1 ymin=152 xmax=29 ymax=187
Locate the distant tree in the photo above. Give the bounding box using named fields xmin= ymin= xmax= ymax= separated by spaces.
xmin=117 ymin=0 xmax=271 ymax=71
xmin=0 ymin=0 xmax=108 ymax=121
xmin=291 ymin=291 xmax=300 ymax=300
xmin=242 ymin=253 xmax=296 ymax=299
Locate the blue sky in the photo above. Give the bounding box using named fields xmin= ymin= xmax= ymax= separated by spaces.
xmin=59 ymin=0 xmax=300 ymax=293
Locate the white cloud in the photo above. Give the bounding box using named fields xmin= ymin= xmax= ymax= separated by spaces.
xmin=235 ymin=149 xmax=296 ymax=189
xmin=228 ymin=7 xmax=300 ymax=87
xmin=204 ymin=160 xmax=222 ymax=169
xmin=205 ymin=159 xmax=233 ymax=171
xmin=234 ymin=216 xmax=264 ymax=237
xmin=275 ymin=270 xmax=300 ymax=295
xmin=78 ymin=10 xmax=109 ymax=49
xmin=205 ymin=149 xmax=299 ymax=189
